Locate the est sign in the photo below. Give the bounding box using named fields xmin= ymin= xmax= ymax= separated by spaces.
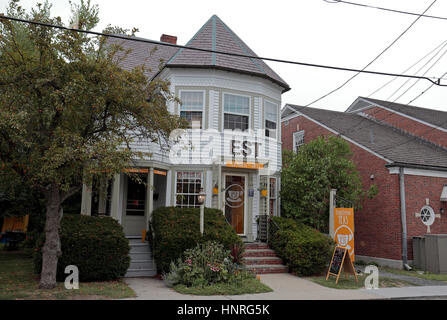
xmin=334 ymin=208 xmax=355 ymax=261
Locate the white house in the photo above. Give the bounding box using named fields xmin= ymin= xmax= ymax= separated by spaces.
xmin=80 ymin=15 xmax=290 ymax=243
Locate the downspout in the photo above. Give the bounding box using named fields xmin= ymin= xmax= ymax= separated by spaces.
xmin=399 ymin=167 xmax=410 ymax=270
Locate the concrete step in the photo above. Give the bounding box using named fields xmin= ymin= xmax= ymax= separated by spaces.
xmin=125 ymin=268 xmax=156 ymax=277
xmin=244 ymin=249 xmax=277 ymax=257
xmin=129 ymin=259 xmax=155 ymax=270
xmin=244 ymin=256 xmax=283 ymax=265
xmin=130 ymin=251 xmax=152 ymax=260
xmin=129 ymin=243 xmax=151 ymax=253
xmin=246 ymin=264 xmax=288 ymax=274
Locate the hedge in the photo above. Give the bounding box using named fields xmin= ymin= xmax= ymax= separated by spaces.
xmin=268 ymin=216 xmax=335 ymax=276
xmin=34 ymin=214 xmax=130 ymax=281
xmin=149 ymin=206 xmax=243 ymax=273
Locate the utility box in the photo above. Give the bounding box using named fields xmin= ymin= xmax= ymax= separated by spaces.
xmin=412 ymin=236 xmax=426 ymax=270
xmin=424 ymin=234 xmax=447 ymax=274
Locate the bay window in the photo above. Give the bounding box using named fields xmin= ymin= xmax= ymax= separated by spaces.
xmin=224 ymin=93 xmax=250 ymax=131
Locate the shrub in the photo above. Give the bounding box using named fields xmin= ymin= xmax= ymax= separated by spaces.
xmin=34 ymin=214 xmax=130 ymax=281
xmin=164 ymin=241 xmax=250 ymax=288
xmin=269 ymin=216 xmax=335 ymax=276
xmin=149 ymin=207 xmax=243 ymax=273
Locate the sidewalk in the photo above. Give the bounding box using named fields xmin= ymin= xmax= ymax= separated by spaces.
xmin=124 ymin=273 xmax=447 ymax=300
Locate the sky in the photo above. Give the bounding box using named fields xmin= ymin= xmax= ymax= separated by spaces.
xmin=3 ymin=0 xmax=447 ymax=112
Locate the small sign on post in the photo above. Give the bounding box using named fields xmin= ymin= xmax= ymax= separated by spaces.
xmin=326 ymin=246 xmax=358 ymax=284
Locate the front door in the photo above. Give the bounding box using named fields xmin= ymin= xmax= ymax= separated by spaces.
xmin=224 ymin=174 xmax=247 ymax=235
xmin=123 ymin=174 xmax=147 ymax=236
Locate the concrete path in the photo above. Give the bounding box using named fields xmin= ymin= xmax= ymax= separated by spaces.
xmin=359 ymin=286 xmax=447 ymax=300
xmin=124 ymin=274 xmax=378 ymax=300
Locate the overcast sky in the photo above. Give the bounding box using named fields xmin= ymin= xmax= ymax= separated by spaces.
xmin=4 ymin=0 xmax=447 ymax=112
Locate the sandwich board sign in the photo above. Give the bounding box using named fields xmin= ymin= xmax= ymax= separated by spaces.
xmin=326 ymin=246 xmax=358 ymax=284
xmin=334 ymin=207 xmax=355 ymax=261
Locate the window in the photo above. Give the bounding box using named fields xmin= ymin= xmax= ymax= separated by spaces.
xmin=293 ymin=130 xmax=305 ymax=153
xmin=224 ymin=94 xmax=249 ymax=131
xmin=175 ymin=171 xmax=203 ymax=208
xmin=264 ymin=101 xmax=278 ymax=139
xmin=180 ymin=91 xmax=204 ymax=128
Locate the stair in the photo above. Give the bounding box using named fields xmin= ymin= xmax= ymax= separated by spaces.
xmin=125 ymin=238 xmax=157 ymax=278
xmin=243 ymin=242 xmax=288 ymax=274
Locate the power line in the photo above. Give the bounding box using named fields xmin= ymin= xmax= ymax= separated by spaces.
xmin=325 ymin=0 xmax=447 ymax=21
xmin=408 ymin=70 xmax=447 ymax=104
xmin=368 ymin=39 xmax=447 ymax=97
xmin=304 ymin=0 xmax=438 ymax=108
xmin=0 ymin=14 xmax=446 ymax=88
xmin=392 ymin=45 xmax=447 ymax=102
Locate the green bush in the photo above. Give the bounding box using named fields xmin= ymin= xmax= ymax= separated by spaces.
xmin=268 ymin=216 xmax=335 ymax=276
xmin=164 ymin=241 xmax=248 ymax=288
xmin=149 ymin=207 xmax=243 ymax=273
xmin=34 ymin=214 xmax=130 ymax=281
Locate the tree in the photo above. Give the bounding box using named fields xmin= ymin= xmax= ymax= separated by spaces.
xmin=0 ymin=0 xmax=184 ymax=288
xmin=281 ymin=136 xmax=372 ymax=233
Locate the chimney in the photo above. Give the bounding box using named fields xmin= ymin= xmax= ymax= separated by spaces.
xmin=160 ymin=34 xmax=177 ymax=45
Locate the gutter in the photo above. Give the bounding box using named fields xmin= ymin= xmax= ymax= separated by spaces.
xmin=386 ymin=162 xmax=447 ymax=173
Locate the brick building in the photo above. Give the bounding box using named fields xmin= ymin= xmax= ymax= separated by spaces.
xmin=281 ymin=97 xmax=447 ymax=268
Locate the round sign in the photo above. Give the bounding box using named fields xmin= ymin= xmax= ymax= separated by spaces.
xmin=224 ymin=184 xmax=244 ymax=208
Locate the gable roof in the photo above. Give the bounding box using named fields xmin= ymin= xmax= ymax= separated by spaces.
xmin=284 ymin=104 xmax=447 ymax=169
xmin=347 ymin=97 xmax=447 ymax=130
xmin=107 ymin=15 xmax=290 ymax=92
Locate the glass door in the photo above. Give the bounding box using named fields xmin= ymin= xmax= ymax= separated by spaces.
xmin=224 ymin=174 xmax=246 ymax=234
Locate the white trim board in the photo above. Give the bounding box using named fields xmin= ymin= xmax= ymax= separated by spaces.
xmin=347 ymin=97 xmax=447 ymax=134
xmin=282 ymin=109 xmax=393 ymax=164
xmin=387 ymin=167 xmax=447 ymax=178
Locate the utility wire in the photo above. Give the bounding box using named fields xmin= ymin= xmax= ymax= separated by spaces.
xmin=408 ymin=70 xmax=447 ymax=104
xmin=392 ymin=45 xmax=447 ymax=102
xmin=325 ymin=0 xmax=447 ymax=21
xmin=0 ymin=14 xmax=446 ymax=88
xmin=368 ymin=39 xmax=447 ymax=97
xmin=303 ymin=0 xmax=438 ymax=108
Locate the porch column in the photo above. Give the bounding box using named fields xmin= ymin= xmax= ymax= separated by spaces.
xmin=110 ymin=173 xmax=121 ymax=222
xmin=146 ymin=168 xmax=154 ymax=229
xmin=80 ymin=184 xmax=92 ymax=216
xmin=165 ymin=169 xmax=172 ymax=206
xmin=98 ymin=176 xmax=107 ymax=215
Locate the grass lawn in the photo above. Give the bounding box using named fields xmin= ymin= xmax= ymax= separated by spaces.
xmin=308 ymin=273 xmax=417 ymax=290
xmin=0 ymin=250 xmax=136 ymax=300
xmin=381 ymin=267 xmax=447 ymax=282
xmin=173 ymin=277 xmax=273 ymax=296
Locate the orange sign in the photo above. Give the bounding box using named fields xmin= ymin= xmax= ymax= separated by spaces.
xmin=334 ymin=208 xmax=355 ymax=261
xmin=224 ymin=161 xmax=264 ymax=169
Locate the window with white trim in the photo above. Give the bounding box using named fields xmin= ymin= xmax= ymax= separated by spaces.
xmin=175 ymin=171 xmax=203 ymax=208
xmin=293 ymin=130 xmax=305 ymax=153
xmin=180 ymin=91 xmax=204 ymax=129
xmin=224 ymin=93 xmax=249 ymax=131
xmin=264 ymin=101 xmax=278 ymax=139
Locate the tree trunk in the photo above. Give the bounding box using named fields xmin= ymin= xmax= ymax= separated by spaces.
xmin=39 ymin=184 xmax=62 ymax=289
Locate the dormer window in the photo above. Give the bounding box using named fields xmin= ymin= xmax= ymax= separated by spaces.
xmin=265 ymin=101 xmax=278 ymax=139
xmin=224 ymin=93 xmax=250 ymax=131
xmin=180 ymin=91 xmax=204 ymax=129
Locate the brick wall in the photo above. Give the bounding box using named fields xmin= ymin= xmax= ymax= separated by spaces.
xmin=282 ymin=115 xmax=403 ymax=260
xmin=403 ymin=174 xmax=447 ymax=260
xmin=361 ymin=107 xmax=447 ymax=149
